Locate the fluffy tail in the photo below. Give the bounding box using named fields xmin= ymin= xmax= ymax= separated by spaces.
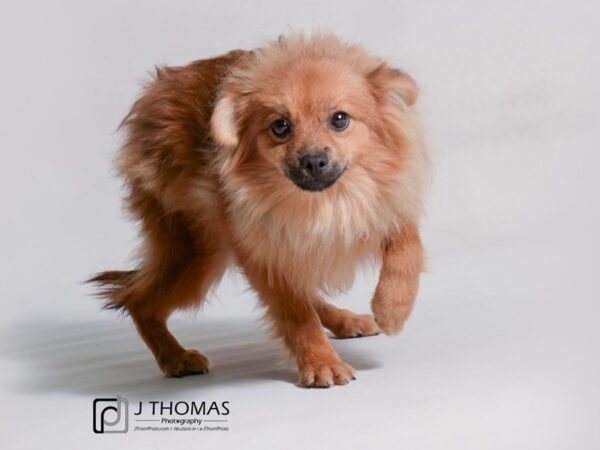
xmin=87 ymin=270 xmax=138 ymax=313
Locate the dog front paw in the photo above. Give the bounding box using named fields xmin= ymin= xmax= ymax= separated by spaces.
xmin=371 ymin=296 xmax=412 ymax=335
xmin=299 ymin=359 xmax=355 ymax=388
xmin=159 ymin=349 xmax=210 ymax=377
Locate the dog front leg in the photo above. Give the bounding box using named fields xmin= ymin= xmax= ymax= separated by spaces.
xmin=243 ymin=265 xmax=355 ymax=387
xmin=372 ymin=221 xmax=424 ymax=335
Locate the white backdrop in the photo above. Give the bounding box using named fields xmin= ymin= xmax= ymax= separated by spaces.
xmin=1 ymin=1 xmax=599 ymax=449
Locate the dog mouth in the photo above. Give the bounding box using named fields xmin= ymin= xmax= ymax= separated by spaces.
xmin=285 ymin=162 xmax=346 ymax=192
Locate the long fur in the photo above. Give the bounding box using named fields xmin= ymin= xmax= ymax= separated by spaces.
xmin=88 ymin=270 xmax=138 ymax=312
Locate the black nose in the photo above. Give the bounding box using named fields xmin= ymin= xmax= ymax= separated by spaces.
xmin=300 ymin=152 xmax=329 ymax=178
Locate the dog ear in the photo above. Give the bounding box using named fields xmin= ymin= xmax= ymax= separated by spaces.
xmin=210 ymin=50 xmax=255 ymax=148
xmin=211 ymin=93 xmax=240 ymax=147
xmin=368 ymin=64 xmax=418 ymax=110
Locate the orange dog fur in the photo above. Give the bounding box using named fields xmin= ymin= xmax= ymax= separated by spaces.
xmin=90 ymin=34 xmax=428 ymax=388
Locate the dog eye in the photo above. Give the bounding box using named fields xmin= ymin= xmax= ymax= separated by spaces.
xmin=271 ymin=118 xmax=292 ymax=138
xmin=330 ymin=111 xmax=350 ymax=131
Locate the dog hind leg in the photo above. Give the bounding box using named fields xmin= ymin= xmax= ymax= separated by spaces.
xmin=315 ymin=302 xmax=380 ymax=339
xmin=90 ymin=206 xmax=229 ymax=377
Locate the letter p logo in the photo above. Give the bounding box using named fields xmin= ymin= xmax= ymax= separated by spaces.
xmin=93 ymin=397 xmax=129 ymax=433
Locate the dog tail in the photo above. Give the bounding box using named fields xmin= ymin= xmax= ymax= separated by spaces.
xmin=87 ymin=270 xmax=138 ymax=313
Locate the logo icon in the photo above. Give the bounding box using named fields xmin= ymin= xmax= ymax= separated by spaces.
xmin=93 ymin=397 xmax=129 ymax=434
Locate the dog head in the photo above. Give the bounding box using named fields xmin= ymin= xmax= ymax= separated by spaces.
xmin=210 ymin=34 xmax=419 ymax=194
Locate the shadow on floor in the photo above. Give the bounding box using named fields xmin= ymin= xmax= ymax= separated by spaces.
xmin=2 ymin=315 xmax=381 ymax=398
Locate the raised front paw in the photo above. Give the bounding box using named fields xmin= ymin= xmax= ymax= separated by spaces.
xmin=371 ymin=295 xmax=412 ymax=335
xmin=299 ymin=359 xmax=356 ymax=388
xmin=159 ymin=349 xmax=210 ymax=377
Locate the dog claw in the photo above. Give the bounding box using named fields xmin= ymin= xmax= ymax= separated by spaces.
xmin=299 ymin=360 xmax=355 ymax=388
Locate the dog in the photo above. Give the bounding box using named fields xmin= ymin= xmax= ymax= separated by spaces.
xmin=90 ymin=33 xmax=428 ymax=388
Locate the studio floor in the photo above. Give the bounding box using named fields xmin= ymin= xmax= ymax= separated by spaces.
xmin=3 ymin=223 xmax=599 ymax=449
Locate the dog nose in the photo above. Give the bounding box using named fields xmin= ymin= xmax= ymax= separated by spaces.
xmin=300 ymin=152 xmax=329 ymax=178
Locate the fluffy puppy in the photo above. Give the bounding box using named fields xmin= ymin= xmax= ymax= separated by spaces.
xmin=91 ymin=33 xmax=428 ymax=388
